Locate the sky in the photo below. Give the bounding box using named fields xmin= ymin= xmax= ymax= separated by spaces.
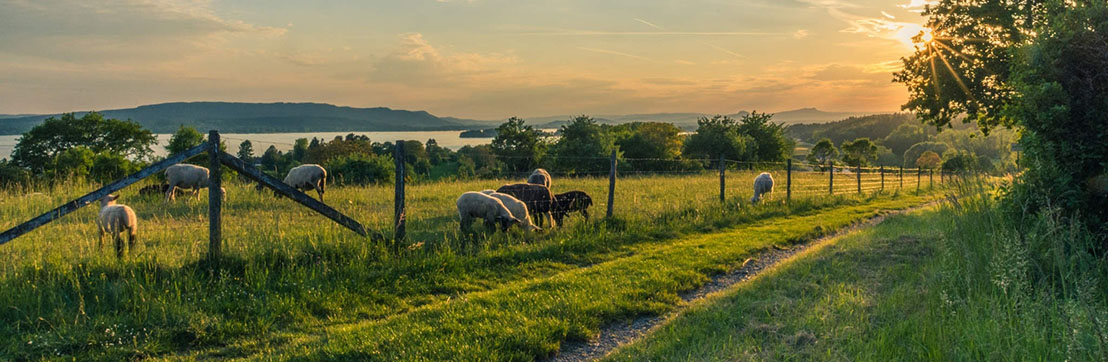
xmin=0 ymin=0 xmax=934 ymax=120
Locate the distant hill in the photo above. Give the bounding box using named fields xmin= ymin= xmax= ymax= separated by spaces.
xmin=0 ymin=102 xmax=488 ymax=135
xmin=786 ymin=113 xmax=922 ymax=146
xmin=525 ymin=108 xmax=872 ymax=130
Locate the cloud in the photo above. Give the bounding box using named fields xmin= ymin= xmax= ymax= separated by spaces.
xmin=827 ymin=8 xmax=926 ymax=47
xmin=898 ymin=0 xmax=937 ymax=12
xmin=577 ymin=47 xmax=657 ymax=62
xmin=367 ymin=33 xmax=518 ymax=85
xmin=633 ymin=18 xmax=664 ymax=30
xmin=793 ymin=29 xmax=810 ymax=39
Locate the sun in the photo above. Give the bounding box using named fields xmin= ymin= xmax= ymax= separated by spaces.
xmin=920 ymin=27 xmax=934 ymax=43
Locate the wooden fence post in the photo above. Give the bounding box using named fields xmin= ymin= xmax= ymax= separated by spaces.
xmin=207 ymin=130 xmax=222 ymax=261
xmin=394 ymin=140 xmax=406 ymax=248
xmin=829 ymin=161 xmax=834 ymax=195
xmin=940 ymin=168 xmax=944 ymax=183
xmin=899 ymin=166 xmax=903 ymax=189
xmin=917 ymin=168 xmax=922 ymax=193
xmin=930 ymin=169 xmax=934 ymax=188
xmin=607 ymin=150 xmax=617 ymax=218
xmin=718 ymin=154 xmax=725 ymax=203
xmin=786 ymin=159 xmax=792 ymax=203
xmin=856 ymin=165 xmax=862 ymax=194
xmin=880 ymin=166 xmax=885 ymax=191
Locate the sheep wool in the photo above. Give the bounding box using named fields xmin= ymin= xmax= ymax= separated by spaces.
xmin=751 ymin=172 xmax=775 ymax=203
xmin=527 ymin=168 xmax=552 ymax=188
xmin=284 ymin=164 xmax=328 ymax=201
xmin=481 ymin=190 xmax=541 ymax=232
xmin=97 ymin=194 xmax=137 ymax=257
xmin=165 ymin=164 xmax=210 ymax=202
xmin=456 ymin=191 xmax=520 ymax=232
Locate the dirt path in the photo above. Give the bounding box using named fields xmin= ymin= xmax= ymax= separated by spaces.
xmin=548 ymin=202 xmax=941 ymax=362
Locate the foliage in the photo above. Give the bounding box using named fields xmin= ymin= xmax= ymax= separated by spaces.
xmin=292 ymin=138 xmax=309 ymax=162
xmin=49 ymin=147 xmax=95 ymax=180
xmin=940 ymin=150 xmax=977 ymax=173
xmin=456 ymin=144 xmax=501 ymax=178
xmin=425 ymin=139 xmax=451 ymax=166
xmin=840 ymin=138 xmax=879 ymax=167
xmin=881 ymin=123 xmax=929 ymax=164
xmin=787 ymin=113 xmax=923 ymax=147
xmin=165 ymin=125 xmax=205 ymax=155
xmin=683 ymin=115 xmax=751 ymax=166
xmin=89 ymin=152 xmax=141 ymax=183
xmin=549 ymin=115 xmax=618 ymax=174
xmin=236 ymin=140 xmax=255 ymax=163
xmin=903 ymin=141 xmax=951 ymax=168
xmin=491 ymin=117 xmax=547 ymax=173
xmin=612 ymin=122 xmax=690 ymax=171
xmin=10 ymin=112 xmax=156 ymax=172
xmin=325 ymin=153 xmax=395 ymax=185
xmin=0 ymin=160 xmax=31 ymax=187
xmin=304 ymin=135 xmax=374 ymax=165
xmin=737 ymin=111 xmax=793 ymax=163
xmin=916 ymin=151 xmax=942 ymax=170
xmin=805 ymin=138 xmax=838 ymax=171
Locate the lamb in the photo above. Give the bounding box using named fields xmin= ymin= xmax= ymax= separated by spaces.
xmin=165 ymin=164 xmax=224 ymax=202
xmin=552 ymin=191 xmax=593 ymax=226
xmin=456 ymin=191 xmax=521 ymax=233
xmin=481 ymin=190 xmax=541 ymax=232
xmin=495 ymin=183 xmax=556 ymax=228
xmin=527 ymin=168 xmax=552 ymax=188
xmin=284 ymin=164 xmax=327 ymax=201
xmin=97 ymin=194 xmax=137 ymax=257
xmin=751 ymin=172 xmax=774 ymax=203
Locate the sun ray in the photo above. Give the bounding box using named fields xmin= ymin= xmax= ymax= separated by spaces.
xmin=929 ymin=44 xmax=941 ymax=97
xmin=934 ymin=47 xmax=976 ymax=101
xmin=933 ymin=39 xmax=976 ymax=62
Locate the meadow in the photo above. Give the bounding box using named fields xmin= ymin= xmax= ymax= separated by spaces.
xmin=0 ymin=171 xmax=946 ymax=360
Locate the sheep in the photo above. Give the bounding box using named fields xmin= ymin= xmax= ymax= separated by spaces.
xmin=481 ymin=190 xmax=541 ymax=232
xmin=456 ymin=191 xmax=521 ymax=233
xmin=284 ymin=164 xmax=327 ymax=201
xmin=751 ymin=172 xmax=774 ymax=203
xmin=496 ymin=183 xmax=556 ymax=228
xmin=527 ymin=168 xmax=552 ymax=188
xmin=165 ymin=164 xmax=224 ymax=202
xmin=97 ymin=194 xmax=137 ymax=257
xmin=552 ymin=191 xmax=593 ymax=226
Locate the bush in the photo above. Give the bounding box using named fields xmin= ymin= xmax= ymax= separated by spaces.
xmin=325 ymin=154 xmax=395 ymax=186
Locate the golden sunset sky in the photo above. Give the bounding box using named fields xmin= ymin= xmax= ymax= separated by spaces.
xmin=0 ymin=0 xmax=934 ymax=119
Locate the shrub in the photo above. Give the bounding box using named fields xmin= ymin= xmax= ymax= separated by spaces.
xmin=325 ymin=154 xmax=395 ymax=186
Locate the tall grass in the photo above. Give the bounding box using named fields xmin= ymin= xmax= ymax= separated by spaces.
xmin=0 ymin=172 xmax=941 ymax=359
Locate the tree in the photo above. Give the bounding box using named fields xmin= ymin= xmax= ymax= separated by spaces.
xmin=612 ymin=122 xmax=687 ymax=171
xmin=491 ymin=117 xmax=546 ymax=173
xmin=0 ymin=160 xmax=31 ymax=187
xmin=51 ymin=147 xmax=95 ymax=180
xmin=237 ymin=140 xmax=255 ymax=163
xmin=425 ymin=139 xmax=453 ymax=165
xmin=11 ymin=112 xmax=156 ymax=172
xmin=841 ymin=138 xmax=879 ymax=167
xmin=683 ymin=115 xmax=752 ymax=166
xmin=325 ymin=154 xmax=394 ymax=185
xmin=737 ymin=111 xmax=792 ymax=163
xmin=882 ymin=124 xmax=928 ymax=162
xmin=549 ymin=115 xmax=617 ymax=174
xmin=166 ymin=125 xmax=205 ymax=155
xmin=805 ymin=138 xmax=839 ymax=171
xmin=903 ymin=141 xmax=951 ymax=168
xmin=916 ymin=151 xmax=942 ymax=170
xmin=292 ymin=138 xmax=309 ymax=162
xmin=941 ymin=150 xmax=976 ymax=173
xmin=90 ymin=152 xmax=140 ymax=183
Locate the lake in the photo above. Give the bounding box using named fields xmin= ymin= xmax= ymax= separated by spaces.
xmin=0 ymin=131 xmax=495 ymax=159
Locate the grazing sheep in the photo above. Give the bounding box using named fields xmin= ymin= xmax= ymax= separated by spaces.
xmin=139 ymin=184 xmax=171 ymax=197
xmin=97 ymin=194 xmax=137 ymax=257
xmin=751 ymin=172 xmax=774 ymax=203
xmin=496 ymin=183 xmax=556 ymax=228
xmin=527 ymin=168 xmax=552 ymax=188
xmin=456 ymin=191 xmax=521 ymax=233
xmin=284 ymin=164 xmax=327 ymax=201
xmin=552 ymin=191 xmax=593 ymax=226
xmin=481 ymin=190 xmax=541 ymax=232
xmin=165 ymin=164 xmax=224 ymax=202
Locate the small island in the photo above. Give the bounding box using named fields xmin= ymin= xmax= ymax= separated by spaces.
xmin=460 ymin=128 xmax=498 ymax=138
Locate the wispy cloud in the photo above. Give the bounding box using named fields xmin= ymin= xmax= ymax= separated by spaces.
xmin=699 ymin=41 xmax=746 ymax=59
xmin=633 ymin=18 xmax=664 ymax=30
xmin=577 ymin=47 xmax=657 ymax=62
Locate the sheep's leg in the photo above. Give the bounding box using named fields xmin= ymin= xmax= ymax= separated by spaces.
xmin=318 ymin=179 xmax=326 ymax=202
xmin=128 ymin=228 xmax=136 ymax=250
xmin=97 ymin=227 xmax=104 ymax=250
xmin=113 ymin=234 xmax=124 ymax=258
xmin=165 ymin=185 xmax=176 ymax=202
xmin=582 ymin=209 xmax=589 ymax=222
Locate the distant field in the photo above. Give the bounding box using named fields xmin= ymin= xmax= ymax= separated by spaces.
xmin=0 ymin=172 xmax=947 ymax=360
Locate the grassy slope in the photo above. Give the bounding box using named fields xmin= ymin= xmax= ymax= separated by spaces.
xmin=239 ymin=194 xmax=940 ymax=360
xmin=608 ymin=192 xmax=1108 ymax=361
xmin=0 ymin=173 xmax=944 ymax=360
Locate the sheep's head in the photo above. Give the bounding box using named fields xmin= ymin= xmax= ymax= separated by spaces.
xmin=99 ymin=194 xmax=120 ymax=207
xmin=497 ymin=215 xmax=522 ymax=231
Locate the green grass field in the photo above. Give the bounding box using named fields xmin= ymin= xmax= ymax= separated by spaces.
xmin=608 ymin=183 xmax=1108 ymax=361
xmin=0 ymin=171 xmax=946 ymax=360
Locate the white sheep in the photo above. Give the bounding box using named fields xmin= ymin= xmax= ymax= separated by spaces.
xmin=284 ymin=164 xmax=327 ymax=201
xmin=527 ymin=168 xmax=552 ymax=188
xmin=165 ymin=164 xmax=224 ymax=202
xmin=481 ymin=190 xmax=541 ymax=232
xmin=456 ymin=191 xmax=521 ymax=233
xmin=751 ymin=172 xmax=774 ymax=203
xmin=97 ymin=194 xmax=137 ymax=257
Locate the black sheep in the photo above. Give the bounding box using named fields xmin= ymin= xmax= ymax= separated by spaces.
xmin=495 ymin=183 xmax=556 ymax=227
xmin=552 ymin=191 xmax=592 ymax=225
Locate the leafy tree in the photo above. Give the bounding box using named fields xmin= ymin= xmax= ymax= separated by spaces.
xmin=941 ymin=150 xmax=977 ymax=173
xmin=292 ymin=138 xmax=309 ymax=162
xmin=456 ymin=144 xmax=501 ymax=178
xmin=805 ymin=138 xmax=839 ymax=171
xmin=11 ymin=112 xmax=156 ymax=172
xmin=0 ymin=160 xmax=31 ymax=187
xmin=612 ymin=122 xmax=688 ymax=171
xmin=737 ymin=111 xmax=792 ymax=163
xmin=840 ymin=138 xmax=879 ymax=167
xmin=882 ymin=124 xmax=928 ymax=162
xmin=90 ymin=152 xmax=140 ymax=183
xmin=916 ymin=151 xmax=942 ymax=170
xmin=425 ymin=139 xmax=453 ymax=165
xmin=50 ymin=147 xmax=95 ymax=179
xmin=325 ymin=154 xmax=394 ymax=185
xmin=259 ymin=145 xmax=295 ymax=175
xmin=549 ymin=115 xmax=617 ymax=174
xmin=304 ymin=135 xmax=373 ymax=165
xmin=683 ymin=115 xmax=752 ymax=166
xmin=491 ymin=117 xmax=546 ymax=173
xmin=166 ymin=125 xmax=205 ymax=155
xmin=903 ymin=141 xmax=951 ymax=168
xmin=237 ymin=140 xmax=255 ymax=163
